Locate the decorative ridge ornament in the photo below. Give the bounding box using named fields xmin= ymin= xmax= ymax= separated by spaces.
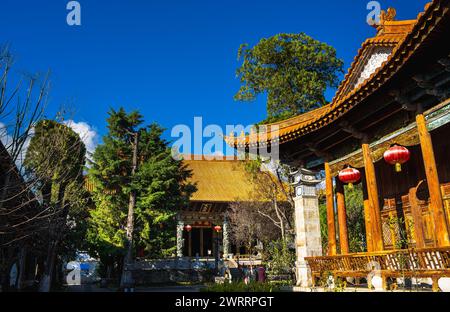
xmin=338 ymin=166 xmax=361 ymax=189
xmin=383 ymin=144 xmax=410 ymax=172
xmin=380 ymin=8 xmax=397 ymax=23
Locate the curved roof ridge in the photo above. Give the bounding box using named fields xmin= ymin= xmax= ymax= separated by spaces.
xmin=226 ymin=1 xmax=441 ymax=148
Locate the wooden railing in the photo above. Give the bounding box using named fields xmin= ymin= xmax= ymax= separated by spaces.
xmin=305 ymin=247 xmax=450 ymax=290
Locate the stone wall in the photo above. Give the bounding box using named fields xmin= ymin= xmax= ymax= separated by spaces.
xmin=131 ymin=269 xmax=214 ymax=285
xmin=128 ymin=258 xmax=216 ymax=285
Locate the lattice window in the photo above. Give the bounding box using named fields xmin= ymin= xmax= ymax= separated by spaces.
xmin=382 ymin=220 xmax=394 ymax=247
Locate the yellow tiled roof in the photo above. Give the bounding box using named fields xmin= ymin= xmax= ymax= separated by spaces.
xmin=184 ymin=157 xmax=257 ymax=202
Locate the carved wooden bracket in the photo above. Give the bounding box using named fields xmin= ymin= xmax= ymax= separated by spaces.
xmin=339 ymin=120 xmax=368 ymax=143
xmin=413 ymin=74 xmax=449 ymax=102
xmin=389 ymin=89 xmax=418 ymax=112
xmin=305 ymin=143 xmax=332 ymax=162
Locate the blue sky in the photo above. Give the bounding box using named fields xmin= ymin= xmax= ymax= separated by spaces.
xmin=0 ymin=0 xmax=429 ymax=153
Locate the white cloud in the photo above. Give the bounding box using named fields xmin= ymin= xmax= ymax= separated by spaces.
xmin=1 ymin=120 xmax=98 ymax=170
xmin=63 ymin=120 xmax=99 ymax=158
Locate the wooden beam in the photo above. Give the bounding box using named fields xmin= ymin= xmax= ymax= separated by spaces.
xmin=325 ymin=162 xmax=337 ymax=256
xmin=416 ymin=112 xmax=450 ymax=247
xmin=362 ymin=143 xmax=384 ymax=251
xmin=335 ymin=177 xmax=349 ymax=254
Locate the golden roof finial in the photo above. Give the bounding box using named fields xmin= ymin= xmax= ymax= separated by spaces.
xmin=374 ymin=7 xmax=397 ymax=35
xmin=380 ymin=7 xmax=397 ymax=23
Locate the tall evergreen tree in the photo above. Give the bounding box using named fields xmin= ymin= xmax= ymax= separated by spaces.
xmin=86 ymin=108 xmax=195 ymax=279
xmin=235 ymin=33 xmax=344 ymax=123
xmin=24 ymin=119 xmax=86 ymax=292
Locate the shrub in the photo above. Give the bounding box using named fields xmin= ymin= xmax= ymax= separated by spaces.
xmin=264 ymin=240 xmax=295 ymax=276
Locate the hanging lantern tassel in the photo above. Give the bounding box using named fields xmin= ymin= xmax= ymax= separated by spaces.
xmin=338 ymin=167 xmax=361 ymax=190
xmin=384 ymin=145 xmax=410 ymax=173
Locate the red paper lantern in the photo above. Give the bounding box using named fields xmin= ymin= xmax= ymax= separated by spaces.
xmin=338 ymin=167 xmax=361 ymax=189
xmin=383 ymin=145 xmax=410 ymax=172
xmin=214 ymin=225 xmax=222 ymax=233
xmin=185 ymin=224 xmax=192 ymax=232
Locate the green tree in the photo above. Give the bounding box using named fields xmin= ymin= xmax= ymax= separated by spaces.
xmin=235 ymin=33 xmax=344 ymax=123
xmin=318 ymin=184 xmax=366 ymax=254
xmin=344 ymin=184 xmax=366 ymax=253
xmin=86 ymin=108 xmax=195 ymax=280
xmin=24 ymin=119 xmax=86 ymax=292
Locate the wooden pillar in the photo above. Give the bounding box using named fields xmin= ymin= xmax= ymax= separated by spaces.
xmin=335 ymin=177 xmax=349 ymax=254
xmin=200 ymin=228 xmax=204 ymax=257
xmin=188 ymin=231 xmax=192 ymax=257
xmin=325 ymin=162 xmax=337 ymax=256
xmin=362 ymin=143 xmax=384 ymax=251
xmin=409 ymin=187 xmax=426 ymax=248
xmin=361 ymin=173 xmax=374 ymax=252
xmin=416 ymin=113 xmax=450 ymax=246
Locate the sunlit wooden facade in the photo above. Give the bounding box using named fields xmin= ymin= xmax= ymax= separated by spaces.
xmin=226 ymin=1 xmax=450 ymax=289
xmin=177 ymin=157 xmax=263 ymax=259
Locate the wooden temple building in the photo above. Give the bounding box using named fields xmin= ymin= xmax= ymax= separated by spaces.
xmin=226 ymin=1 xmax=450 ymax=290
xmin=176 ymin=157 xmax=261 ymax=259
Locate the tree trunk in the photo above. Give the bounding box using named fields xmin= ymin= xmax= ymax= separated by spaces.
xmin=273 ymin=200 xmax=285 ymax=242
xmin=16 ymin=246 xmax=27 ymax=290
xmin=0 ymin=259 xmax=14 ymax=292
xmin=120 ymin=132 xmax=139 ymax=290
xmin=38 ymin=241 xmax=57 ymax=292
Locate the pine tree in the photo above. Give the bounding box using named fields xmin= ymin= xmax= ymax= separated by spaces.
xmin=86 ymin=108 xmax=195 ymax=282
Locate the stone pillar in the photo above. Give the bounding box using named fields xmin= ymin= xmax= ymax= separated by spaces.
xmin=176 ymin=220 xmax=185 ymax=258
xmin=291 ymin=168 xmax=323 ymax=287
xmin=223 ymin=219 xmax=230 ymax=258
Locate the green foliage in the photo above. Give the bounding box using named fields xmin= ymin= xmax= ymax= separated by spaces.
xmin=388 ymin=215 xmax=413 ymax=250
xmin=344 ymin=184 xmax=366 ymax=253
xmin=24 ymin=119 xmax=88 ymax=258
xmin=86 ymin=108 xmax=196 ymax=267
xmin=317 ymin=271 xmax=347 ymax=292
xmin=202 ymin=281 xmax=281 ymax=292
xmin=60 ymin=181 xmax=92 ymax=258
xmin=264 ymin=240 xmax=295 ymax=276
xmin=318 ymin=197 xmax=328 ymax=253
xmin=235 ymin=33 xmax=344 ymax=122
xmin=25 ymin=120 xmax=86 ymax=189
xmin=318 ymin=183 xmax=367 ymax=254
